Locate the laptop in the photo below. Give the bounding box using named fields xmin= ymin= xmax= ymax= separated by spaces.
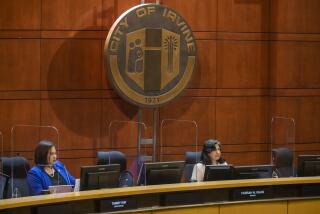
xmin=48 ymin=185 xmax=73 ymax=194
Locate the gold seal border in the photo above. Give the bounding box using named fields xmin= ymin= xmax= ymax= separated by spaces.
xmin=105 ymin=4 xmax=197 ymax=108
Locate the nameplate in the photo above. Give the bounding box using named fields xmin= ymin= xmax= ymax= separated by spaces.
xmin=99 ymin=197 xmax=137 ymax=212
xmin=232 ymin=186 xmax=273 ymax=200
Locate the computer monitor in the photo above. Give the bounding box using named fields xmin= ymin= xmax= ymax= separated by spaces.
xmin=137 ymin=161 xmax=185 ymax=185
xmin=297 ymin=155 xmax=320 ymax=177
xmin=80 ymin=164 xmax=120 ymax=191
xmin=233 ymin=165 xmax=273 ymax=180
xmin=203 ymin=165 xmax=234 ymax=181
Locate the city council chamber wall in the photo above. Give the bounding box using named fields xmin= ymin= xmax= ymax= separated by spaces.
xmin=0 ymin=0 xmax=319 ymax=177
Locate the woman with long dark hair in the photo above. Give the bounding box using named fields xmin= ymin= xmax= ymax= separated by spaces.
xmin=191 ymin=139 xmax=227 ymax=181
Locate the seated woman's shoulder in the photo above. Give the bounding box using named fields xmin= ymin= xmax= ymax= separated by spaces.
xmin=221 ymin=161 xmax=228 ymax=165
xmin=27 ymin=165 xmax=42 ymax=176
xmin=54 ymin=160 xmax=65 ymax=167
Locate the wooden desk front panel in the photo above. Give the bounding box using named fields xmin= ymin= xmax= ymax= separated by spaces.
xmin=154 ymin=206 xmax=219 ymax=214
xmin=288 ymin=199 xmax=320 ymax=214
xmin=125 ymin=199 xmax=320 ymax=214
xmin=220 ymin=201 xmax=287 ymax=214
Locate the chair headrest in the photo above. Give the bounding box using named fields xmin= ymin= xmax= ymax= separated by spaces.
xmin=1 ymin=156 xmax=30 ymax=178
xmin=272 ymin=147 xmax=293 ymax=168
xmin=97 ymin=151 xmax=127 ymax=171
xmin=185 ymin=152 xmax=201 ymax=164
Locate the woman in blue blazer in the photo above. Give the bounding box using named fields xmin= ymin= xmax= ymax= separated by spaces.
xmin=27 ymin=140 xmax=75 ymax=195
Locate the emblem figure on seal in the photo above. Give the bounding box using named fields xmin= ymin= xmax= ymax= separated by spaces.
xmin=105 ymin=4 xmax=197 ymax=108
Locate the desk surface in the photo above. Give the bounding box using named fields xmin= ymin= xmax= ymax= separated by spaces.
xmin=0 ymin=176 xmax=320 ymax=210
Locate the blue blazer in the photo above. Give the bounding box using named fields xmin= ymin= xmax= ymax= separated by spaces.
xmin=27 ymin=160 xmax=75 ymax=195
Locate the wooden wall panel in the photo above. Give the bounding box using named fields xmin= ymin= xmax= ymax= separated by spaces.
xmin=102 ymin=0 xmax=116 ymax=29
xmin=270 ymin=42 xmax=320 ymax=88
xmin=116 ymin=0 xmax=140 ymax=17
xmin=160 ymin=146 xmax=204 ymax=156
xmin=224 ymin=151 xmax=270 ymax=165
xmin=100 ymin=99 xmax=140 ymax=172
xmin=162 ymin=0 xmax=217 ymax=31
xmin=159 ymin=149 xmax=269 ymax=165
xmin=218 ymin=0 xmax=270 ymax=32
xmin=158 ymin=143 xmax=271 ymax=164
xmin=270 ymin=97 xmax=320 ymax=144
xmin=159 ymin=97 xmax=215 ymax=148
xmin=220 ymin=201 xmax=287 ymax=214
xmin=0 ymin=100 xmax=40 ymax=154
xmin=102 ymin=40 xmax=112 ymax=89
xmin=63 ymin=158 xmax=95 ymax=178
xmin=117 ymin=0 xmax=217 ymax=31
xmin=41 ymin=39 xmax=102 ymax=90
xmin=42 ymin=0 xmax=103 ymax=30
xmin=40 ymin=99 xmax=102 ymax=150
xmin=101 ymin=99 xmax=138 ymax=149
xmin=216 ymin=97 xmax=269 ymax=145
xmin=270 ymin=0 xmax=320 ymax=33
xmin=159 ymin=118 xmax=199 ymax=147
xmin=0 ymin=39 xmax=40 ymax=90
xmin=189 ymin=40 xmax=216 ymax=88
xmin=0 ymin=0 xmax=41 ymax=30
xmin=217 ymin=41 xmax=269 ymax=88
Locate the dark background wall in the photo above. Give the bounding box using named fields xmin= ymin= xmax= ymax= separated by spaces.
xmin=0 ymin=0 xmax=319 ymax=177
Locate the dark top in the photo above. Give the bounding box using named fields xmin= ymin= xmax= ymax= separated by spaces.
xmin=47 ymin=170 xmax=67 ymax=186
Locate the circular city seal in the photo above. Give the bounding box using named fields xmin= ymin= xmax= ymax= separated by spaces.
xmin=104 ymin=4 xmax=197 ymax=108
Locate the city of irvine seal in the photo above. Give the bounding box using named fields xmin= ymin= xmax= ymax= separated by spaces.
xmin=104 ymin=4 xmax=197 ymax=108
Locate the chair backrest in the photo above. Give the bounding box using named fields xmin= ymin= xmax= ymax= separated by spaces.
xmin=97 ymin=151 xmax=133 ymax=187
xmin=0 ymin=172 xmax=9 ymax=199
xmin=2 ymin=156 xmax=30 ymax=198
xmin=184 ymin=151 xmax=201 ymax=182
xmin=97 ymin=151 xmax=126 ymax=171
xmin=272 ymin=147 xmax=295 ymax=177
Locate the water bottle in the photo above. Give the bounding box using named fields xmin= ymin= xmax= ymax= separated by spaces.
xmin=12 ymin=187 xmax=21 ymax=198
xmin=74 ymin=179 xmax=80 ymax=192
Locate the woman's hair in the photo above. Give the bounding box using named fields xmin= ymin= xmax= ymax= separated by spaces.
xmin=200 ymin=139 xmax=225 ymax=165
xmin=34 ymin=140 xmax=54 ymax=165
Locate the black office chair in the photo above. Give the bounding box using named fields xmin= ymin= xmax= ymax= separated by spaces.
xmin=272 ymin=147 xmax=296 ymax=177
xmin=0 ymin=171 xmax=9 ymax=199
xmin=97 ymin=151 xmax=133 ymax=187
xmin=1 ymin=156 xmax=31 ymax=198
xmin=184 ymin=151 xmax=201 ymax=182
